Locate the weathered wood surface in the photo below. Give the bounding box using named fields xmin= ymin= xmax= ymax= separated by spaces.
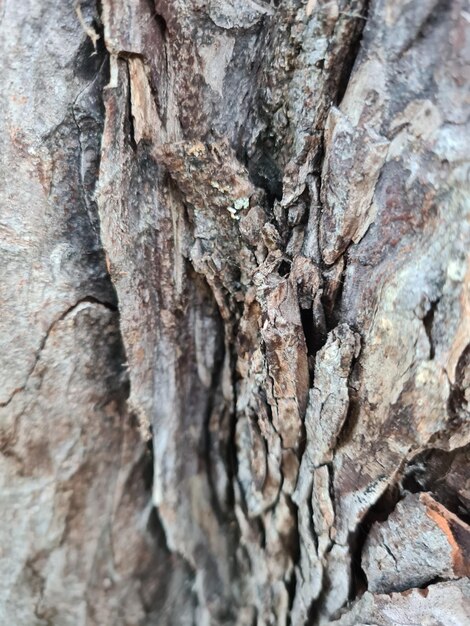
xmin=1 ymin=0 xmax=469 ymax=625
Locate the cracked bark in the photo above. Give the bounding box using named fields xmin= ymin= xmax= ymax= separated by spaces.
xmin=1 ymin=1 xmax=469 ymax=625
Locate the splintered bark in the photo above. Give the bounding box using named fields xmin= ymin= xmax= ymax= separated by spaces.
xmin=1 ymin=0 xmax=469 ymax=624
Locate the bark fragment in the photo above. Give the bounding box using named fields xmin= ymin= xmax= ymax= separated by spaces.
xmin=331 ymin=579 xmax=470 ymax=626
xmin=362 ymin=492 xmax=470 ymax=593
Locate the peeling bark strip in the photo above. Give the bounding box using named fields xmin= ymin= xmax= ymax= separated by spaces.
xmin=1 ymin=1 xmax=469 ymax=626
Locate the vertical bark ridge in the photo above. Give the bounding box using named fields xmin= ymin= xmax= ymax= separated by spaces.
xmin=1 ymin=1 xmax=197 ymax=623
xmin=94 ymin=2 xmax=395 ymax=624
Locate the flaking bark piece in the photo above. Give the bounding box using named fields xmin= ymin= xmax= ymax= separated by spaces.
xmin=152 ymin=139 xmax=255 ymax=217
xmin=330 ymin=579 xmax=470 ymax=626
xmin=307 ymin=323 xmax=361 ymax=467
xmin=320 ymin=107 xmax=389 ymax=265
xmin=362 ymin=492 xmax=470 ymax=593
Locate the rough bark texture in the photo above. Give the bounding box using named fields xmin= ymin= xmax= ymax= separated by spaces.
xmin=1 ymin=1 xmax=469 ymax=625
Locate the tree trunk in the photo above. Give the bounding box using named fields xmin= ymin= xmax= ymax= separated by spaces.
xmin=1 ymin=0 xmax=469 ymax=624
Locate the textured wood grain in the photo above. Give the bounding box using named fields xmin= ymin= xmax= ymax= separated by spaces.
xmin=1 ymin=0 xmax=469 ymax=624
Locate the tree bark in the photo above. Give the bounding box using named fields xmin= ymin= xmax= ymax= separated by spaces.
xmin=1 ymin=1 xmax=469 ymax=625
